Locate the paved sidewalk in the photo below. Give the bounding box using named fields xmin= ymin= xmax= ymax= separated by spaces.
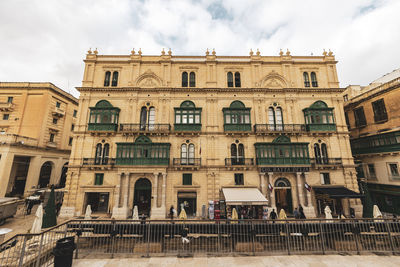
xmin=72 ymin=255 xmax=400 ymax=267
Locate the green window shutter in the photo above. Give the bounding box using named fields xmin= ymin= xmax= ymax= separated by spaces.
xmin=95 ymin=173 xmax=104 ymax=185
xmin=183 ymin=173 xmax=192 ymax=185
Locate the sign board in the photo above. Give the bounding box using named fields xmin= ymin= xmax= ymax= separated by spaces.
xmin=260 ymin=167 xmax=310 ymax=173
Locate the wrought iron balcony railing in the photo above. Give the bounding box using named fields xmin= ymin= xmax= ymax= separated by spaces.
xmin=119 ymin=123 xmax=171 ymax=133
xmin=225 ymin=158 xmax=254 ymax=166
xmin=254 ymin=124 xmax=306 ymax=134
xmin=88 ymin=123 xmax=118 ymax=132
xmin=310 ymin=158 xmax=342 ymax=165
xmin=173 ymin=158 xmax=201 ymax=166
xmin=82 ymin=158 xmax=116 ymax=166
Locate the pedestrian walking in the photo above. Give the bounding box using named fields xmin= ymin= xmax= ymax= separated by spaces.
xmin=169 ymin=205 xmax=175 ymax=220
xmin=298 ymin=205 xmax=306 ymax=219
xmin=294 ymin=208 xmax=300 ymax=219
xmin=269 ymin=209 xmax=277 ymax=220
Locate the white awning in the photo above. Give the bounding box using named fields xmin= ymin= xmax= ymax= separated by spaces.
xmin=222 ymin=188 xmax=268 ymax=205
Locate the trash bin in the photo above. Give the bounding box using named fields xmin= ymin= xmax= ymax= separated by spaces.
xmin=53 ymin=236 xmax=76 ymax=267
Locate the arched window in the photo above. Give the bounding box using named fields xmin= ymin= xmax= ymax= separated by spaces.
xmin=182 ymin=72 xmax=188 ymax=87
xmin=268 ymin=107 xmax=284 ymax=131
xmin=140 ymin=106 xmax=156 ymax=131
xmin=95 ymin=143 xmax=103 ymax=164
xmin=102 ymin=143 xmax=110 ymax=164
xmin=303 ymin=72 xmax=310 ymax=87
xmin=227 ymin=72 xmax=233 ymax=87
xmin=181 ymin=143 xmax=195 ymax=165
xmin=234 ymin=72 xmax=241 ymax=87
xmin=311 ymin=72 xmax=318 ymax=87
xmin=314 ymin=142 xmax=329 ymax=164
xmin=231 ymin=142 xmax=244 ymax=165
xmin=189 ymin=72 xmax=196 ymax=87
xmin=112 ymin=71 xmax=119 ymax=87
xmin=104 ymin=71 xmax=111 ymax=87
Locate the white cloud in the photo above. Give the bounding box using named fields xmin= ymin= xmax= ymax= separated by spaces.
xmin=0 ymin=0 xmax=399 ymax=96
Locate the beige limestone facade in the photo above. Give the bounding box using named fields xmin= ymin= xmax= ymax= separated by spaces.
xmin=344 ymin=69 xmax=400 ymax=215
xmin=0 ymin=82 xmax=78 ymax=197
xmin=60 ymin=49 xmax=362 ymax=219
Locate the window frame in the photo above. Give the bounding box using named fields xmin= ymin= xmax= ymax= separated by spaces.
xmin=303 ymin=72 xmax=310 ymax=87
xmin=52 ymin=118 xmax=58 ymax=124
xmin=354 ymin=106 xmax=367 ymax=127
xmin=73 ymin=110 xmax=77 ymax=118
xmin=388 ymin=163 xmax=400 ymax=179
xmin=94 ymin=173 xmax=104 ymax=185
xmin=49 ymin=133 xmax=55 ymax=142
xmin=372 ymin=98 xmax=388 ymax=123
xmin=182 ymin=173 xmax=192 ymax=185
xmin=56 ymin=102 xmax=61 ymax=108
xmin=111 ymin=71 xmax=119 ymax=87
xmin=3 ymin=114 xmax=9 ymax=120
xmin=104 ymin=71 xmax=111 ymax=87
xmin=68 ymin=137 xmax=73 ymax=146
xmin=367 ymin=163 xmax=376 ymax=179
xmin=320 ymin=173 xmax=330 ymax=184
xmin=234 ymin=173 xmax=244 ymax=185
xmin=7 ymin=97 xmax=13 ymax=103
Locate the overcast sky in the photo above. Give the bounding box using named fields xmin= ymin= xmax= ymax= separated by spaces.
xmin=1 ymin=0 xmax=399 ymax=97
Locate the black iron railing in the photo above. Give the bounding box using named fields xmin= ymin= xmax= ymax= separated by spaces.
xmin=119 ymin=124 xmax=171 ymax=132
xmin=310 ymin=158 xmax=342 ymax=165
xmin=172 ymin=158 xmax=201 ymax=166
xmin=254 ymin=124 xmax=306 ymax=133
xmin=225 ymin=158 xmax=254 ymax=166
xmin=82 ymin=158 xmax=116 ymax=166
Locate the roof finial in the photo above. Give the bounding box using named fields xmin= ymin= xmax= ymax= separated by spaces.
xmin=131 ymin=48 xmax=135 ymax=55
xmin=138 ymin=48 xmax=142 ymax=56
xmin=206 ymin=48 xmax=210 ymax=56
xmin=322 ymin=49 xmax=327 ymax=56
xmin=168 ymin=48 xmax=172 ymax=56
xmin=212 ymin=48 xmax=216 ymax=56
xmin=161 ymin=48 xmax=165 ymax=56
xmin=279 ymin=49 xmax=283 ymax=56
xmin=249 ymin=49 xmax=254 ymax=56
xmin=328 ymin=49 xmax=333 ymax=56
xmin=286 ymin=49 xmax=290 ymax=56
xmin=256 ymin=49 xmax=260 ymax=56
xmin=87 ymin=48 xmax=92 ymax=54
xmin=94 ymin=48 xmax=98 ymax=55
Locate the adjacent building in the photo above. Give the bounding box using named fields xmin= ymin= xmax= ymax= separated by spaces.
xmin=344 ymin=69 xmax=400 ymax=215
xmin=60 ymin=48 xmax=362 ymax=219
xmin=0 ymin=82 xmax=78 ymax=197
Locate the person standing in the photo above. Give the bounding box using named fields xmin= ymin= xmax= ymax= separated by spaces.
xmin=169 ymin=205 xmax=175 ymax=220
xmin=269 ymin=209 xmax=277 ymax=220
xmin=294 ymin=208 xmax=300 ymax=219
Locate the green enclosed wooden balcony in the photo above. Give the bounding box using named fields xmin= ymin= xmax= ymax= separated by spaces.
xmin=115 ymin=136 xmax=170 ymax=166
xmin=88 ymin=123 xmax=118 ymax=132
xmin=351 ymin=130 xmax=400 ymax=155
xmin=224 ymin=124 xmax=252 ymax=132
xmin=256 ymin=157 xmax=310 ymax=165
xmin=174 ymin=124 xmax=202 ymax=132
xmin=305 ymin=123 xmax=336 ymax=132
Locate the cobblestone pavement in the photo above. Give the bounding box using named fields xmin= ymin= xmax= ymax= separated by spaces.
xmin=72 ymin=255 xmax=400 ymax=267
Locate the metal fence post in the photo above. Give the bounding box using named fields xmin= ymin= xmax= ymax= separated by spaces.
xmin=217 ymin=221 xmax=221 ymax=254
xmin=318 ymin=220 xmax=326 ymax=255
xmin=111 ymin=219 xmax=116 ymax=259
xmin=285 ymin=221 xmax=291 ymax=255
xmin=352 ymin=220 xmax=361 ymax=255
xmin=146 ymin=221 xmax=151 ymax=257
xmin=384 ymin=220 xmax=396 ymax=255
xmin=251 ymin=221 xmax=255 ymax=256
xmin=34 ymin=234 xmax=45 ymax=267
xmin=18 ymin=236 xmax=28 ymax=267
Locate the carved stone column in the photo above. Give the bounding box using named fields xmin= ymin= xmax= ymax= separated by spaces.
xmin=268 ymin=172 xmax=276 ymax=209
xmin=161 ymin=173 xmax=167 ymax=208
xmin=296 ymin=172 xmax=305 ymax=207
xmin=152 ymin=173 xmax=159 ymax=209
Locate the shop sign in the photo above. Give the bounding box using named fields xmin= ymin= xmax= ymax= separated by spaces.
xmin=260 ymin=167 xmax=310 ymax=173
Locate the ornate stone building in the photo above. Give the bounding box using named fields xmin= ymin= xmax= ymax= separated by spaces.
xmin=60 ymin=48 xmax=362 ymax=219
xmin=344 ymin=69 xmax=400 ymax=215
xmin=0 ymin=82 xmax=78 ymax=197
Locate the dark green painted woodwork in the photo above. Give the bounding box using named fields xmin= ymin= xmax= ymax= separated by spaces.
xmin=368 ymin=183 xmax=400 ymax=215
xmin=351 ymin=131 xmax=400 ymax=155
xmin=174 ymin=100 xmax=202 ymax=132
xmin=303 ymin=100 xmax=336 ymax=132
xmin=88 ymin=100 xmax=120 ymax=132
xmin=223 ymin=101 xmax=251 ymax=132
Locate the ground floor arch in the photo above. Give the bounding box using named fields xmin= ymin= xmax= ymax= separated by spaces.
xmin=58 ymin=162 xmax=68 ymax=188
xmin=38 ymin=161 xmax=54 ymax=188
xmin=274 ymin=177 xmax=293 ymax=214
xmin=133 ymin=178 xmax=152 ymax=217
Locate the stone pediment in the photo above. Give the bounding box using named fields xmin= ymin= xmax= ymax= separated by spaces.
xmin=258 ymin=70 xmax=288 ymax=88
xmin=135 ymin=69 xmax=163 ymax=87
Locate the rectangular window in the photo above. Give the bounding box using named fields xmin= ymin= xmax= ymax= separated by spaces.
xmin=94 ymin=173 xmax=104 ymax=185
xmin=71 ymin=124 xmax=75 ymax=131
xmin=49 ymin=133 xmax=55 ymax=142
xmin=345 ymin=112 xmax=350 ymax=130
xmin=388 ymin=163 xmax=400 ymax=179
xmin=68 ymin=137 xmax=73 ymax=146
xmin=52 ymin=118 xmax=58 ymax=124
xmin=353 ymin=107 xmax=367 ymax=127
xmin=372 ymin=99 xmax=388 ymax=122
xmin=56 ymin=102 xmax=61 ymax=108
xmin=320 ymin=173 xmax=330 ymax=184
xmin=7 ymin=97 xmax=13 ymax=103
xmin=183 ymin=173 xmax=192 ymax=185
xmin=3 ymin=114 xmax=9 ymax=120
xmin=367 ymin=163 xmax=376 ymax=178
xmin=73 ymin=110 xmax=77 ymax=117
xmin=343 ymin=94 xmax=348 ymax=102
xmin=234 ymin=173 xmax=244 ymax=185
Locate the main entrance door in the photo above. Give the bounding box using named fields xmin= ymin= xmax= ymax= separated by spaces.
xmin=274 ymin=178 xmax=293 ymax=214
xmin=85 ymin=192 xmax=109 ymax=213
xmin=134 ymin=178 xmax=152 ymax=217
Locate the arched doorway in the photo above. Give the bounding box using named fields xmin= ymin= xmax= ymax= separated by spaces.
xmin=134 ymin=178 xmax=152 ymax=217
xmin=58 ymin=162 xmax=68 ymax=188
xmin=274 ymin=178 xmax=293 ymax=214
xmin=38 ymin=161 xmax=53 ymax=188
